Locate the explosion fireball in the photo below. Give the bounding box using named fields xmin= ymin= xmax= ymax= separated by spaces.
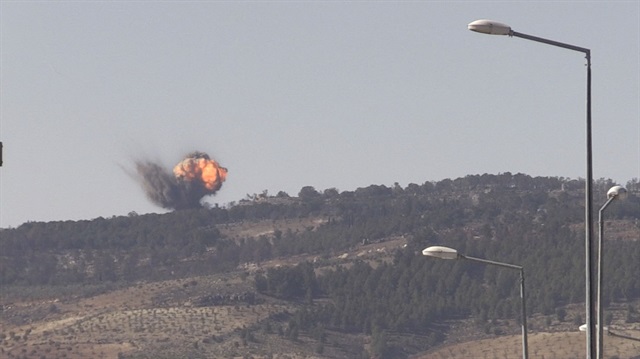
xmin=135 ymin=151 xmax=227 ymax=210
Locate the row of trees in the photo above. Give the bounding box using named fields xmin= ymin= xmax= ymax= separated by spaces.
xmin=1 ymin=174 xmax=638 ymax=332
xmin=253 ymin=222 xmax=639 ymax=333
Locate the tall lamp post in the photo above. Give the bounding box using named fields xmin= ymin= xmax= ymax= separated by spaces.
xmin=597 ymin=185 xmax=628 ymax=358
xmin=467 ymin=19 xmax=595 ymax=359
xmin=422 ymin=246 xmax=528 ymax=359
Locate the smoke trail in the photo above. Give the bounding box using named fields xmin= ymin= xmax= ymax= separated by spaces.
xmin=134 ymin=152 xmax=227 ymax=210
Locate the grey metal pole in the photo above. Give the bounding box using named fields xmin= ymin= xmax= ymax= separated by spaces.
xmin=597 ymin=197 xmax=615 ymax=359
xmin=461 ymin=254 xmax=529 ymax=359
xmin=511 ymin=31 xmax=590 ymax=54
xmin=509 ymin=31 xmax=595 ymax=359
xmin=586 ymin=52 xmax=596 ymax=359
xmin=520 ymin=268 xmax=529 ymax=359
xmin=608 ymin=330 xmax=640 ymax=342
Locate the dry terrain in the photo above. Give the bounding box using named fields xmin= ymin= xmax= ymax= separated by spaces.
xmin=2 ymin=217 xmax=639 ymax=358
xmin=2 ymin=274 xmax=308 ymax=359
xmin=415 ymin=330 xmax=640 ymax=359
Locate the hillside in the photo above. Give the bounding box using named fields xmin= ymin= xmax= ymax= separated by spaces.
xmin=1 ymin=173 xmax=639 ymax=358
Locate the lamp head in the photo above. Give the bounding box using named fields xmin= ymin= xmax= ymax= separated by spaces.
xmin=468 ymin=19 xmax=512 ymax=36
xmin=422 ymin=246 xmax=459 ymax=260
xmin=579 ymin=323 xmax=608 ymax=332
xmin=607 ymin=185 xmax=628 ymax=200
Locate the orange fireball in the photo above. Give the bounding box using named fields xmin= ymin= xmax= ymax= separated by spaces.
xmin=173 ymin=153 xmax=227 ymax=191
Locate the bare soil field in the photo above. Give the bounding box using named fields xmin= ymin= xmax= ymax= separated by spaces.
xmin=0 ymin=273 xmax=304 ymax=359
xmin=218 ymin=217 xmax=329 ymax=241
xmin=414 ymin=329 xmax=640 ymax=359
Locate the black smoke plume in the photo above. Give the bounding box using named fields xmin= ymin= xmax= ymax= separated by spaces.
xmin=133 ymin=152 xmax=227 ymax=210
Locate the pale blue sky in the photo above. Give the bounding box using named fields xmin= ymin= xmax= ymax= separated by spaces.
xmin=1 ymin=1 xmax=638 ymax=228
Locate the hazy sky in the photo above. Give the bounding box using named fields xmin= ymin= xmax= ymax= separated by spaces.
xmin=1 ymin=1 xmax=638 ymax=228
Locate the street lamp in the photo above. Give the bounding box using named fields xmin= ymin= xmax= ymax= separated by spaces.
xmin=468 ymin=18 xmax=595 ymax=359
xmin=580 ymin=323 xmax=640 ymax=343
xmin=597 ymin=185 xmax=628 ymax=358
xmin=422 ymin=246 xmax=529 ymax=359
xmin=580 ymin=323 xmax=608 ymax=335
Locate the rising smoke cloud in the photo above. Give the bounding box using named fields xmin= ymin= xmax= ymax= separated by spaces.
xmin=134 ymin=151 xmax=228 ymax=210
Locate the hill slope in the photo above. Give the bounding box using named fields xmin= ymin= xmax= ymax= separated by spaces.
xmin=1 ymin=173 xmax=639 ymax=358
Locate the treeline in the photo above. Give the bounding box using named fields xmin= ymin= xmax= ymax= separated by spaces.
xmin=1 ymin=173 xmax=638 ymax=305
xmin=255 ymin=223 xmax=640 ymax=328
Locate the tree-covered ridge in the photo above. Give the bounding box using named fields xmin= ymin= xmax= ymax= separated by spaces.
xmin=1 ymin=173 xmax=638 ymax=343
